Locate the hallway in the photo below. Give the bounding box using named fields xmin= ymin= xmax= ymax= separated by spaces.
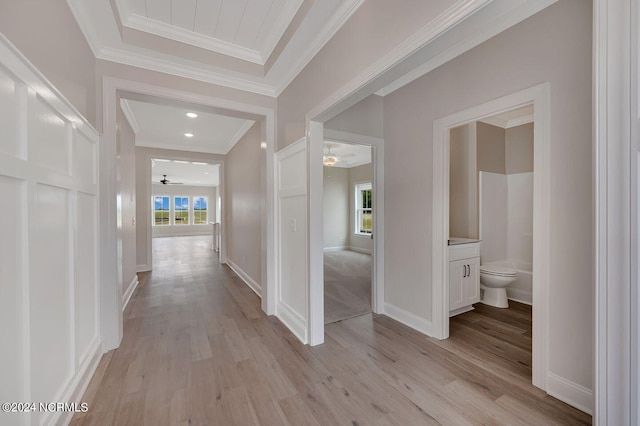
xmin=72 ymin=236 xmax=590 ymax=425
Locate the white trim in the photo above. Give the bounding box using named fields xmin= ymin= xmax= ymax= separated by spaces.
xmin=119 ymin=99 xmax=140 ymax=133
xmin=97 ymin=47 xmax=276 ymax=97
xmin=546 ymin=372 xmax=594 ymax=416
xmin=136 ymin=139 xmax=228 ymax=155
xmin=123 ymin=13 xmax=264 ymax=64
xmin=101 ymin=77 xmax=276 ymax=351
xmin=122 ymin=275 xmax=139 ymax=311
xmin=226 ymin=120 xmax=256 ymax=152
xmin=323 ymin=246 xmax=348 ymax=252
xmin=41 ymin=337 xmax=102 ymax=426
xmin=274 ymin=0 xmax=364 ymax=95
xmin=136 ymin=264 xmax=151 ymax=272
xmin=276 ymin=301 xmax=308 ymax=344
xmin=65 ymin=0 xmax=102 ymax=57
xmin=593 ymin=0 xmax=635 ymax=423
xmin=375 ymin=0 xmax=557 ymax=97
xmin=226 ymin=259 xmax=262 ymax=297
xmin=383 ymin=303 xmax=432 ymax=335
xmin=258 ymin=0 xmax=306 ymax=63
xmin=507 ymin=290 xmax=532 ymax=306
xmin=348 ymin=246 xmax=372 ymax=255
xmin=479 ymin=114 xmax=534 ymax=129
xmin=431 ymin=84 xmax=551 ymax=396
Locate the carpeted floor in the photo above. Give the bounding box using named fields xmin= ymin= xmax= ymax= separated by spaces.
xmin=324 ymin=250 xmax=372 ymax=324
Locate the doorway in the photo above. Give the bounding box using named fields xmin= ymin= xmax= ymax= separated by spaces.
xmin=431 ymin=83 xmax=551 ymax=391
xmin=323 ymin=141 xmax=374 ymax=324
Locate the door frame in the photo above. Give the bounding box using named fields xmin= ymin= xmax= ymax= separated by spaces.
xmin=430 ymin=83 xmax=551 ymax=391
xmin=101 ymin=76 xmax=276 ymax=350
xmin=307 ymin=124 xmax=385 ymax=346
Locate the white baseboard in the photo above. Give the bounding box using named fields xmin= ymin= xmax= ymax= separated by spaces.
xmin=507 ymin=288 xmax=532 ymax=305
xmin=152 ymin=231 xmax=214 ymax=238
xmin=226 ymin=259 xmax=262 ymax=297
xmin=276 ymin=302 xmax=308 ymax=344
xmin=546 ymin=372 xmax=593 ymax=415
xmin=43 ymin=336 xmax=102 ymax=426
xmin=136 ymin=264 xmax=151 ymax=273
xmin=383 ymin=302 xmax=432 ymax=335
xmin=323 ymin=246 xmax=348 ymax=252
xmin=348 ymin=246 xmax=372 ymax=255
xmin=122 ymin=275 xmax=139 ymax=311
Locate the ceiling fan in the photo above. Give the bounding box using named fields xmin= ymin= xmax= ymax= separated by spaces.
xmin=323 ymin=144 xmax=355 ymax=166
xmin=160 ymin=174 xmax=183 ymax=185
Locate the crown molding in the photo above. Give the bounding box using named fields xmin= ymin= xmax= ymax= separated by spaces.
xmin=226 ymin=120 xmax=256 ymax=152
xmin=97 ymin=47 xmax=277 ymax=97
xmin=375 ymin=0 xmax=557 ymax=96
xmin=135 ymin=139 xmax=227 ymax=155
xmin=119 ymin=98 xmax=140 ymax=133
xmin=65 ymin=0 xmax=103 ymax=56
xmin=259 ymin=0 xmax=306 ymax=62
xmin=123 ymin=13 xmax=265 ymax=65
xmin=274 ymin=0 xmax=364 ymax=96
xmin=479 ymin=113 xmax=534 ymax=129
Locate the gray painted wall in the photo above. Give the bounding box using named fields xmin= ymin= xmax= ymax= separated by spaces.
xmin=323 ymin=166 xmax=349 ymax=249
xmin=0 ymin=0 xmax=97 ymax=126
xmin=225 ymin=122 xmax=263 ymax=286
xmin=383 ymin=0 xmax=593 ymax=390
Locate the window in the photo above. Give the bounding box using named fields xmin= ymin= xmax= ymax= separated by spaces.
xmin=355 ymin=182 xmax=372 ymax=235
xmin=174 ymin=196 xmax=189 ymax=225
xmin=153 ymin=196 xmax=170 ymax=226
xmin=193 ymin=197 xmax=208 ymax=224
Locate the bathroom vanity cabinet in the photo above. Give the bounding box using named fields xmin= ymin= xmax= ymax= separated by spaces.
xmin=449 ymin=240 xmax=480 ymax=316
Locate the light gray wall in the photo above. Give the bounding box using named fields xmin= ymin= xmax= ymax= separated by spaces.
xmin=383 ymin=0 xmax=592 ymax=390
xmin=349 ymin=163 xmax=373 ymax=253
xmin=449 ymin=123 xmax=478 ymax=239
xmin=323 ymin=166 xmax=349 ymax=249
xmin=150 ymin=184 xmax=217 ymax=237
xmin=277 ymin=0 xmax=457 ymax=149
xmin=324 ymin=95 xmax=384 ymax=138
xmin=116 ymin=99 xmax=137 ymax=294
xmin=225 ymin=122 xmax=263 ymax=286
xmin=506 ymin=122 xmax=534 ymax=174
xmin=0 ymin=0 xmax=97 ymax=126
xmin=477 ymin=122 xmax=506 ymax=174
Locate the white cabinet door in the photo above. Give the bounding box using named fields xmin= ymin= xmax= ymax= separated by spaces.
xmin=449 ymin=259 xmax=467 ymax=311
xmin=464 ymin=257 xmax=480 ymax=304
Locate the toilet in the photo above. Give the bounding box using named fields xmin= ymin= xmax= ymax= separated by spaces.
xmin=479 ymin=264 xmax=518 ymax=308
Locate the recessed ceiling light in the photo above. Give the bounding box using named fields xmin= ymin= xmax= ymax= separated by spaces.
xmin=204 ymin=172 xmax=209 ymax=175
xmin=186 ymin=112 xmax=198 ymax=118
xmin=184 ymin=133 xmax=194 ymax=138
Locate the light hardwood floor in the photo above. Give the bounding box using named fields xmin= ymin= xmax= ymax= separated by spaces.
xmin=72 ymin=236 xmax=591 ymax=425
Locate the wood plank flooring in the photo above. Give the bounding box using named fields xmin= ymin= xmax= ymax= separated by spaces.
xmin=72 ymin=236 xmax=591 ymax=425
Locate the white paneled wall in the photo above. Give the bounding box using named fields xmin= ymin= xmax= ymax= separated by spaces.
xmin=0 ymin=37 xmax=101 ymax=425
xmin=275 ymin=139 xmax=308 ymax=343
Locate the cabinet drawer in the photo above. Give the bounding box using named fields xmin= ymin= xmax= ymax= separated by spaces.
xmin=448 ymin=242 xmax=480 ymax=261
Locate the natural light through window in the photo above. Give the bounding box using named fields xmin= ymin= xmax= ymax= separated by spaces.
xmin=174 ymin=196 xmax=189 ymax=225
xmin=355 ymin=182 xmax=372 ymax=235
xmin=193 ymin=197 xmax=208 ymax=224
xmin=153 ymin=196 xmax=170 ymax=226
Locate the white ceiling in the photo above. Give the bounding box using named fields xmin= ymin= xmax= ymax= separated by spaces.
xmin=67 ymin=0 xmax=364 ymax=96
xmin=151 ymin=159 xmax=219 ymax=186
xmin=323 ymin=141 xmax=371 ymax=169
xmin=118 ymin=0 xmax=304 ymax=64
xmin=122 ymin=99 xmax=254 ymax=154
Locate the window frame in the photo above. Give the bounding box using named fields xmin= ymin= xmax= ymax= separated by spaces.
xmin=193 ymin=196 xmax=209 ymax=225
xmin=152 ymin=195 xmax=170 ymax=226
xmin=354 ymin=181 xmax=373 ymax=236
xmin=173 ymin=196 xmax=190 ymax=225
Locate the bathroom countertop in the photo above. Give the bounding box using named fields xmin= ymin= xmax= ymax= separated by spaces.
xmin=448 ymin=237 xmax=481 ymax=246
